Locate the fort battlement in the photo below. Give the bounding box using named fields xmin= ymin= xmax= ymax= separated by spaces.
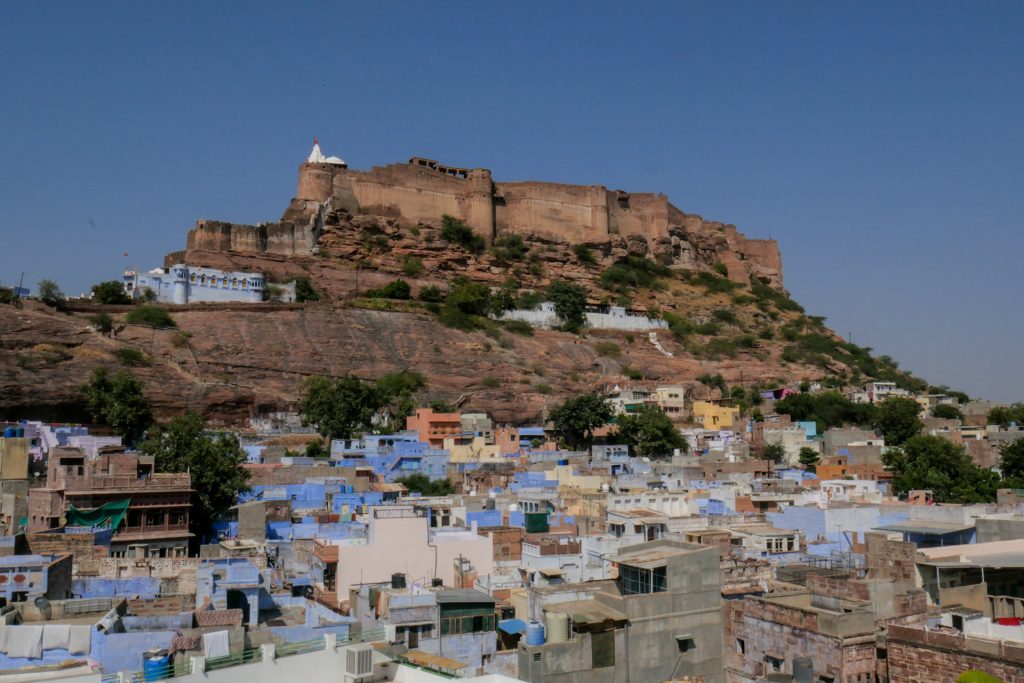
xmin=183 ymin=149 xmax=784 ymax=286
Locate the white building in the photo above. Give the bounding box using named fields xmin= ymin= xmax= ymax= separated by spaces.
xmin=498 ymin=302 xmax=668 ymax=331
xmin=122 ymin=264 xmax=266 ymax=304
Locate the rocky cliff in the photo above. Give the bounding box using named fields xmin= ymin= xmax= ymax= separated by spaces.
xmin=1 ymin=154 xmax=926 ymax=425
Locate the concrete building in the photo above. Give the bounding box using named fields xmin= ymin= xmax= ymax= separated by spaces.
xmin=27 ymin=448 xmax=193 ymax=557
xmin=518 ymin=539 xmax=724 ymax=683
xmin=0 ymin=553 xmax=73 ymax=605
xmin=0 ymin=435 xmax=30 ymax=535
xmin=692 ymin=401 xmax=741 ymax=430
xmin=312 ymin=505 xmax=493 ymax=610
xmin=122 ymin=264 xmax=266 ymax=304
xmin=407 ymin=409 xmax=465 ymax=448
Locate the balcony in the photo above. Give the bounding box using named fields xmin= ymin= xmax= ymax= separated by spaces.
xmin=313 ymin=541 xmax=339 ymax=563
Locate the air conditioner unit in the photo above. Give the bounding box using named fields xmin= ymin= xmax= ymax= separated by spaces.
xmin=346 ymin=645 xmax=373 ymax=679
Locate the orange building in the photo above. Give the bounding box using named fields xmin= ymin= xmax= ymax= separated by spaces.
xmin=406 ymin=408 xmax=463 ymax=448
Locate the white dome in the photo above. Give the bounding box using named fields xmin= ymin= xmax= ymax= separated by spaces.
xmin=324 ymin=155 xmax=346 ymax=166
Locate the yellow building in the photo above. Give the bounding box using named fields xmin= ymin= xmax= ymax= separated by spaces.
xmin=691 ymin=401 xmax=741 ymax=429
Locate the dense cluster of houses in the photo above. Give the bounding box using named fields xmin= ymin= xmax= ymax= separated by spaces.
xmin=0 ymin=381 xmax=1023 ymax=683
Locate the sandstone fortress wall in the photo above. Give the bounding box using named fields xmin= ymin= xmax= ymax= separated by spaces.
xmin=184 ymin=153 xmax=784 ymax=286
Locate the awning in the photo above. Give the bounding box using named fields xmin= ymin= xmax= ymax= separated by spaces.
xmin=65 ymin=499 xmax=131 ymax=530
xmin=498 ymin=619 xmax=526 ymax=635
xmin=538 ymin=567 xmax=563 ymax=577
xmin=874 ymin=522 xmax=974 ymax=535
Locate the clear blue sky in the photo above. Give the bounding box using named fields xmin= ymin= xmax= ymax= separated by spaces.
xmin=2 ymin=2 xmax=1022 ymax=401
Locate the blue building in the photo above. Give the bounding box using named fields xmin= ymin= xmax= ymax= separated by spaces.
xmin=122 ymin=264 xmax=265 ymax=304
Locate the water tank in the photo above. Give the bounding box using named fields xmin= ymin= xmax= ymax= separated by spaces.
xmin=2 ymin=427 xmax=14 ymax=438
xmin=391 ymin=573 xmax=406 ymax=589
xmin=524 ymin=620 xmax=546 ymax=646
xmin=431 ymin=578 xmax=443 ymax=587
xmin=557 ymin=459 xmax=568 ymax=466
xmin=793 ymin=656 xmax=814 ymax=683
xmin=545 ymin=611 xmax=569 ymax=644
xmin=15 ymin=427 xmax=24 ymax=437
xmin=143 ymin=654 xmax=170 ymax=681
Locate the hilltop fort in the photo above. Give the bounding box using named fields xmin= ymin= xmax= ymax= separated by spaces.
xmin=180 ymin=141 xmax=784 ymax=289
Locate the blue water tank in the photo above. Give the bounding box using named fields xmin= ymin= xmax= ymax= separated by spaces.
xmin=2 ymin=427 xmax=15 ymax=438
xmin=524 ymin=620 xmax=546 ymax=646
xmin=143 ymin=655 xmax=170 ymax=681
xmin=557 ymin=459 xmax=568 ymax=466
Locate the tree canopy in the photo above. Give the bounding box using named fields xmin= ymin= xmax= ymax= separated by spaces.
xmin=91 ymin=280 xmax=132 ymax=304
xmin=872 ymin=397 xmax=924 ymax=446
xmin=80 ymin=367 xmax=153 ymax=446
xmin=140 ymin=413 xmax=249 ymax=537
xmin=931 ymin=403 xmax=964 ymax=421
xmin=774 ymin=391 xmax=875 ymax=433
xmin=798 ymin=446 xmax=820 ymax=471
xmin=549 ymin=394 xmax=613 ymax=450
xmin=614 ymin=405 xmax=687 ymax=459
xmin=546 ymin=280 xmax=587 ymax=332
xmin=761 ymin=443 xmax=786 ymax=464
xmin=395 ymin=473 xmax=456 ymax=496
xmin=37 ymin=279 xmax=65 ymax=307
xmin=999 ymin=439 xmax=1024 ymax=482
xmin=988 ymin=403 xmax=1024 ymax=429
xmin=883 ymin=435 xmax=998 ymax=503
xmin=299 ymin=375 xmax=387 ymax=440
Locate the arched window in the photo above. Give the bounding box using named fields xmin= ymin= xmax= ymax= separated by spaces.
xmin=232 ymin=278 xmax=238 ymax=288
xmin=242 ymin=280 xmax=248 ymax=289
xmin=190 ymin=274 xmax=197 ymax=284
xmin=200 ymin=275 xmax=206 ymax=285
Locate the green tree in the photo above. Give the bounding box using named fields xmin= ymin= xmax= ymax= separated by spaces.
xmin=761 ymin=443 xmax=786 ymax=464
xmin=37 ymin=279 xmax=65 ymax=307
xmin=547 ymin=280 xmax=587 ymax=332
xmin=91 ymin=280 xmax=132 ymax=304
xmin=395 ymin=473 xmax=456 ymax=496
xmin=490 ymin=281 xmax=519 ymax=314
xmin=614 ymin=405 xmax=687 ymax=459
xmin=304 ymin=439 xmax=328 ymax=458
xmin=366 ymin=279 xmax=412 ymax=300
xmin=1000 ymin=439 xmax=1024 ymax=480
xmin=931 ymin=404 xmax=964 ymax=421
xmin=418 ymin=285 xmax=444 ymax=303
xmin=88 ymin=312 xmax=114 ymax=335
xmin=988 ymin=403 xmax=1024 ymax=429
xmin=491 ymin=234 xmax=528 ymax=261
xmin=139 ymin=413 xmax=249 ymax=537
xmin=294 ymin=277 xmax=321 ymax=302
xmin=549 ymin=394 xmax=614 ymax=450
xmin=376 ymin=370 xmax=428 ymax=427
xmin=775 ymin=391 xmax=876 ymax=434
xmin=80 ymin=367 xmax=153 ymax=446
xmin=299 ymin=375 xmax=386 ymax=440
xmin=883 ymin=435 xmax=998 ymax=503
xmin=798 ymin=446 xmax=820 ymax=472
xmin=873 ymin=397 xmax=924 ymax=446
xmin=697 ymin=373 xmax=728 ymax=398
xmin=440 ymin=215 xmax=484 ymax=254
xmin=125 ymin=305 xmax=176 ymax=328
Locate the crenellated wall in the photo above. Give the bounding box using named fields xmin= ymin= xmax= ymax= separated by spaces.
xmin=184 ymin=155 xmax=784 ymax=286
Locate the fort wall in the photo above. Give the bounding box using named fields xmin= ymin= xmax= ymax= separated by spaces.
xmin=495 ymin=181 xmax=608 ymax=243
xmin=187 ymin=155 xmax=785 ymax=286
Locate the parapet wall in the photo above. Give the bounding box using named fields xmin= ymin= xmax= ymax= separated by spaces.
xmin=186 ymin=155 xmax=784 ymax=285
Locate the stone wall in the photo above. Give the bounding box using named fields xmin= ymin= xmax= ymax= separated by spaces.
xmin=887 ymin=623 xmax=1024 ymax=683
xmin=185 ymin=156 xmax=784 ymax=288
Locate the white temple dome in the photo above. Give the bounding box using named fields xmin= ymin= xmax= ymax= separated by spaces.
xmin=307 ymin=138 xmax=346 ymax=166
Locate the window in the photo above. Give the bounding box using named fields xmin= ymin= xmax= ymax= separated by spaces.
xmin=619 ymin=564 xmax=666 ymax=595
xmin=146 ymin=511 xmax=163 ymax=527
xmin=765 ymin=656 xmax=783 ymax=673
xmin=736 ymin=638 xmax=745 ymax=654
